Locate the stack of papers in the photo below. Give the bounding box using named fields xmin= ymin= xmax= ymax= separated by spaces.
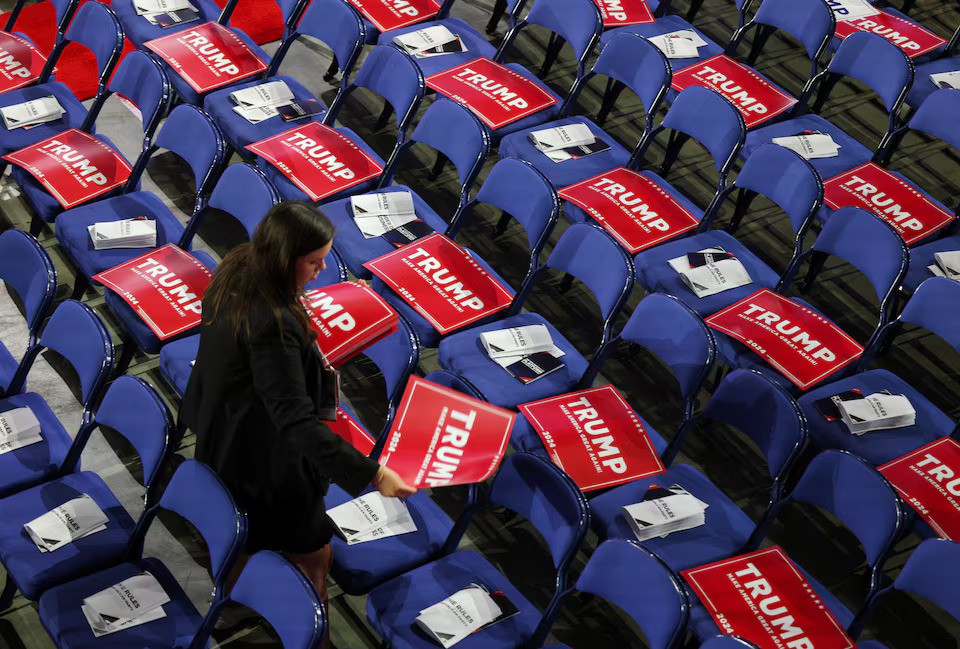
xmin=622 ymin=484 xmax=709 ymax=542
xmin=668 ymin=247 xmax=752 ymax=298
xmin=772 ymin=132 xmax=841 ymax=159
xmin=929 ymin=251 xmax=960 ymax=281
xmin=0 ymin=407 xmax=42 ymax=455
xmin=930 ymin=70 xmax=960 ymax=90
xmin=394 ymin=25 xmax=465 ymax=59
xmin=1 ymin=97 xmax=64 ymax=130
xmin=836 ymin=392 xmax=916 ymax=435
xmin=134 ymin=0 xmax=200 ymax=26
xmin=415 ymin=584 xmax=514 ymax=648
xmin=229 ymin=81 xmax=295 ymax=123
xmin=528 ymin=124 xmax=610 ymax=163
xmin=80 ymin=573 xmax=170 ymax=637
xmin=327 ymin=492 xmax=417 ymax=544
xmin=24 ymin=495 xmax=108 ymax=552
xmin=87 ymin=218 xmax=157 ymax=250
xmin=827 ymin=0 xmax=880 ymax=22
xmin=480 ymin=324 xmax=566 ymax=383
xmin=646 ymin=30 xmax=708 ymax=59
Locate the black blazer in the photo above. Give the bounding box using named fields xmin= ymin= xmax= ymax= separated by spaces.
xmin=180 ymin=293 xmax=379 ymax=553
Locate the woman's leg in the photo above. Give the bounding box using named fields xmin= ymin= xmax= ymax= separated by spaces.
xmin=286 ymin=543 xmax=334 ymax=648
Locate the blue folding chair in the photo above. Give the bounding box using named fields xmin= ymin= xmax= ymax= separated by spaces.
xmin=905 ymin=25 xmax=960 ymax=110
xmin=0 ymin=230 xmax=57 ymax=397
xmin=436 ymin=223 xmax=633 ymax=408
xmin=684 ymin=450 xmax=903 ymax=644
xmin=10 ymin=48 xmax=171 ymax=236
xmin=190 ymin=551 xmax=326 ymax=649
xmin=55 ymin=104 xmax=226 ymax=301
xmin=590 ymin=369 xmax=806 ymax=572
xmin=497 ymin=33 xmax=672 ymax=189
xmin=203 ymin=0 xmax=367 ymax=154
xmin=35 ymin=459 xmax=246 ymax=649
xmin=365 ymin=452 xmax=590 ymax=649
xmin=542 ymin=540 xmax=690 ymax=649
xmin=0 ymin=376 xmax=172 ymax=610
xmin=633 ymin=143 xmax=823 ymax=317
xmin=320 ymin=99 xmax=490 ymax=279
xmin=510 ymin=293 xmax=715 ymax=468
xmin=742 ymin=32 xmax=913 ymax=182
xmin=372 ymin=157 xmax=560 ymax=348
xmin=0 ymin=300 xmax=112 ymax=497
xmin=797 ymin=276 xmax=960 ymax=466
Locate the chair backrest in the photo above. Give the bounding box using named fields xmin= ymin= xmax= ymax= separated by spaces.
xmin=195 ymin=551 xmax=325 ymax=649
xmin=206 ymin=163 xmax=281 ymax=239
xmin=900 ymin=87 xmax=960 ymax=155
xmin=5 ymin=0 xmax=79 ymax=33
xmin=40 ymin=2 xmax=123 ymax=94
xmin=100 ymin=50 xmax=170 ymax=140
xmin=152 ymin=105 xmax=225 ymax=201
xmin=746 ymin=0 xmax=835 ymax=63
xmin=499 ymin=0 xmax=603 ymax=78
xmin=653 ymin=86 xmax=746 ymax=175
xmin=574 ymin=540 xmax=688 ymax=649
xmin=888 ymin=539 xmax=960 ymax=623
xmin=816 ymin=32 xmax=913 ymax=118
xmin=358 ymin=314 xmax=420 ymax=415
xmin=0 ymin=230 xmax=57 ymax=341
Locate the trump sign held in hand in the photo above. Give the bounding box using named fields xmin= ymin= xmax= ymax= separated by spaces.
xmin=302 ymin=282 xmax=398 ymax=367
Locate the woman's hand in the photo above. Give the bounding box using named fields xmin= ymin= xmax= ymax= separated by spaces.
xmin=372 ymin=465 xmax=418 ymax=498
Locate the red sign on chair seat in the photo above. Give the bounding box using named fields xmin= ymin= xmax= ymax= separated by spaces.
xmin=345 ymin=0 xmax=441 ymax=31
xmin=520 ymin=385 xmax=665 ymax=491
xmin=559 ymin=168 xmax=700 ymax=253
xmin=3 ymin=129 xmax=131 ymax=209
xmin=328 ymin=407 xmax=376 ymax=456
xmin=247 ymin=123 xmax=383 ymax=202
xmin=594 ymin=0 xmax=655 ymax=28
xmin=302 ymin=282 xmax=398 ymax=367
xmin=834 ymin=11 xmax=946 ymax=58
xmin=823 ymin=163 xmax=954 ymax=245
xmin=145 ymin=22 xmax=267 ymax=94
xmin=705 ymin=289 xmax=863 ymax=390
xmin=682 ymin=547 xmax=856 ymax=649
xmin=426 ymin=58 xmax=558 ymax=129
xmin=93 ymin=244 xmax=213 ymax=340
xmin=0 ymin=31 xmax=49 ymax=93
xmin=670 ymin=54 xmax=797 ymax=129
xmin=379 ymin=376 xmax=515 ymax=487
xmin=364 ymin=233 xmax=514 ymax=334
xmin=879 ymin=437 xmax=960 ymax=541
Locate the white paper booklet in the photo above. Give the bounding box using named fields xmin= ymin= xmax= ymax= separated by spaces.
xmin=232 ymin=104 xmax=280 ymax=123
xmin=668 ymin=248 xmax=752 ymax=298
xmin=229 ymin=81 xmax=294 ymax=109
xmin=772 ymin=133 xmax=841 ymax=159
xmin=837 ymin=392 xmax=916 ymax=435
xmin=133 ymin=0 xmax=191 ymax=15
xmin=480 ymin=324 xmax=557 ymax=359
xmin=827 ymin=0 xmax=880 ymax=22
xmin=24 ymin=495 xmax=109 ymax=553
xmin=529 ymin=124 xmax=596 ymax=153
xmin=87 ymin=218 xmax=157 ymax=250
xmin=0 ymin=406 xmax=43 ymax=455
xmin=327 ymin=492 xmax=417 ymax=544
xmin=622 ymin=484 xmax=709 ymax=542
xmin=394 ymin=25 xmax=461 ymax=58
xmin=415 ymin=584 xmax=502 ymax=648
xmin=81 ymin=573 xmax=170 ymax=637
xmin=647 ymin=30 xmax=705 ymax=58
xmin=1 ymin=97 xmax=64 ymax=130
xmin=930 ymin=70 xmax=960 ymax=90
xmin=351 ymin=191 xmax=418 ymax=238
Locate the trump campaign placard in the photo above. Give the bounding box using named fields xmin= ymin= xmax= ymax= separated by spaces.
xmin=823 ymin=163 xmax=954 ymax=245
xmin=93 ymin=244 xmax=212 ymax=340
xmin=302 ymin=282 xmax=398 ymax=367
xmin=364 ymin=233 xmax=514 ymax=334
xmin=520 ymin=385 xmax=665 ymax=491
xmin=682 ymin=547 xmax=855 ymax=649
xmin=670 ymin=55 xmax=796 ymax=129
xmin=594 ymin=0 xmax=654 ymax=28
xmin=328 ymin=407 xmax=376 ymax=456
xmin=879 ymin=437 xmax=960 ymax=540
xmin=345 ymin=0 xmax=440 ymax=31
xmin=378 ymin=377 xmax=515 ymax=487
xmin=3 ymin=129 xmax=131 ymax=209
xmin=145 ymin=22 xmax=267 ymax=94
xmin=833 ymin=8 xmax=946 ymax=58
xmin=0 ymin=31 xmax=49 ymax=93
xmin=247 ymin=123 xmax=383 ymax=202
xmin=705 ymin=289 xmax=863 ymax=390
xmin=559 ymin=168 xmax=700 ymax=253
xmin=426 ymin=58 xmax=558 ymax=129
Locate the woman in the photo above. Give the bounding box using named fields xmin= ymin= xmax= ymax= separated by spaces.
xmin=180 ymin=200 xmax=416 ymax=603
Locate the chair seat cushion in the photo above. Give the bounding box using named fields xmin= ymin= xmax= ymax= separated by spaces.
xmin=562 ymin=169 xmax=704 ymax=226
xmin=113 ymin=0 xmax=224 ymax=47
xmin=55 ymin=192 xmax=188 ymax=281
xmin=901 ymin=233 xmax=960 ymax=295
xmin=157 ymin=334 xmax=201 ymax=397
xmin=797 ymin=369 xmax=956 ymax=466
xmin=0 ymin=392 xmax=74 ymax=498
xmin=0 ymin=82 xmax=88 ymax=158
xmin=742 ymin=114 xmax=874 ymax=181
xmin=37 ymin=557 xmax=203 ymax=649
xmin=378 ymin=18 xmax=498 ymax=78
xmin=322 ymin=185 xmax=450 ymax=279
xmin=328 ymin=484 xmax=454 ymax=596
xmin=437 ymin=312 xmax=590 ymax=409
xmin=598 ymin=16 xmax=723 ymax=72
xmin=365 ymin=549 xmax=542 ymax=649
xmin=0 ymin=471 xmax=137 ymax=600
xmin=497 ymin=116 xmax=632 ymax=189
xmin=203 ymin=73 xmax=327 ymax=153
xmin=509 ymin=410 xmax=668 ymax=460
xmin=589 ymin=463 xmax=756 ymax=572
xmin=633 ymin=230 xmax=781 ymax=316
xmin=907 ymin=56 xmax=960 ymax=110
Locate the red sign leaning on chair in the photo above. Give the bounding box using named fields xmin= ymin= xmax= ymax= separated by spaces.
xmin=879 ymin=437 xmax=960 ymax=541
xmin=834 ymin=10 xmax=946 ymax=58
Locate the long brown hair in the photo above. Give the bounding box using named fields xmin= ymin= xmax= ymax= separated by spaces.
xmin=203 ymin=200 xmax=335 ymax=340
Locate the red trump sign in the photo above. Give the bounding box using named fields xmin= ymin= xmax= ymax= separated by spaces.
xmin=0 ymin=31 xmax=49 ymax=93
xmin=328 ymin=407 xmax=376 ymax=456
xmin=302 ymin=282 xmax=398 ymax=367
xmin=879 ymin=437 xmax=960 ymax=541
xmin=594 ymin=0 xmax=654 ymax=27
xmin=834 ymin=11 xmax=946 ymax=58
xmin=345 ymin=0 xmax=441 ymax=31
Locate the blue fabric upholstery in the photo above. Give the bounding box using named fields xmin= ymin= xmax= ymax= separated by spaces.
xmin=907 ymin=56 xmax=960 ymax=109
xmin=590 ymin=33 xmax=671 ymax=118
xmin=895 ymin=276 xmax=960 ymax=351
xmin=749 ymin=0 xmax=834 ymax=61
xmin=149 ymin=104 xmax=223 ymax=193
xmin=206 ymin=162 xmax=280 ymax=238
xmin=37 ymin=300 xmax=112 ymax=406
xmin=661 ymin=86 xmax=746 ymax=172
xmin=377 ymin=18 xmax=498 ymax=76
xmin=157 ymin=334 xmax=200 ymax=397
xmin=0 ymin=392 xmax=74 ymax=497
xmin=824 ymin=32 xmax=914 ymax=114
xmin=597 ymin=15 xmax=723 ymax=71
xmin=104 ymin=50 xmax=170 ymax=138
xmin=112 ymin=0 xmax=223 ymax=46
xmin=904 ymin=87 xmax=960 ymax=152
xmin=885 ymin=539 xmax=960 ymax=624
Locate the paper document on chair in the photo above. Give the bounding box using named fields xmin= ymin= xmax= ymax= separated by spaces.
xmin=771 ymin=132 xmax=840 ymax=159
xmin=134 ymin=0 xmax=191 ymax=15
xmin=328 ymin=492 xmax=417 ymax=544
xmin=233 ymin=104 xmax=280 ymax=123
xmin=668 ymin=248 xmax=751 ymax=298
xmin=81 ymin=573 xmax=170 ymax=637
xmin=229 ymin=80 xmax=294 ymax=109
xmin=88 ymin=217 xmax=157 ymax=250
xmin=351 ymin=191 xmax=418 ymax=238
xmin=1 ymin=97 xmax=64 ymax=130
xmin=394 ymin=25 xmax=465 ymax=58
xmin=0 ymin=406 xmax=43 ymax=454
xmin=623 ymin=484 xmax=708 ymax=541
xmin=837 ymin=392 xmax=915 ymax=435
xmin=480 ymin=324 xmax=556 ymax=359
xmin=529 ymin=124 xmax=596 ymax=152
xmin=647 ymin=32 xmax=702 ymax=58
xmin=933 ymin=251 xmax=960 ymax=279
xmin=930 ymin=70 xmax=960 ymax=90
xmin=415 ymin=584 xmax=502 ymax=647
xmin=826 ymin=0 xmax=880 ymax=22
xmin=24 ymin=495 xmax=109 ymax=553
